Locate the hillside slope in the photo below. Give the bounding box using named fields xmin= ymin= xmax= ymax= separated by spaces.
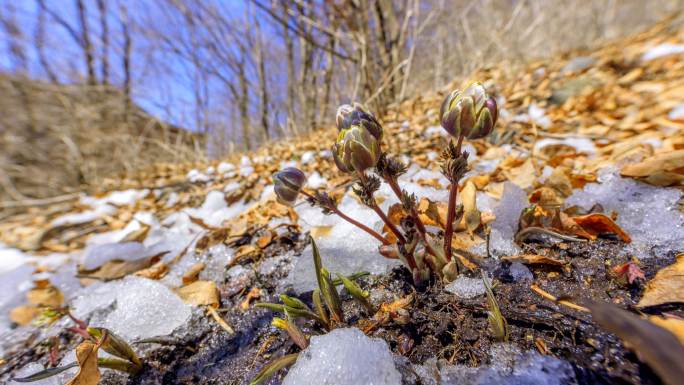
xmin=1 ymin=14 xmax=684 ymax=385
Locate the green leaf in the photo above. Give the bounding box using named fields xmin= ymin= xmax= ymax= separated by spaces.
xmin=12 ymin=362 xmax=78 ymax=382
xmin=482 ymin=272 xmax=509 ymax=342
xmin=337 ymin=273 xmax=374 ymax=313
xmin=250 ymin=353 xmax=299 ymax=385
xmin=279 ymin=294 xmax=310 ymax=311
xmin=320 ymin=268 xmax=343 ymax=324
xmin=88 ymin=327 xmax=141 ymax=367
xmin=97 ymin=358 xmax=141 ymax=374
xmin=284 ymin=309 xmax=309 ymax=350
xmin=312 ymin=288 xmax=329 ymax=327
xmin=331 ymin=271 xmax=370 ymax=286
xmin=310 ymin=236 xmax=325 ymax=293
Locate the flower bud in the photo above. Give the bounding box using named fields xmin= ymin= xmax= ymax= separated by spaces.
xmin=273 ymin=167 xmax=306 ymax=206
xmin=333 ymin=123 xmax=381 ymax=173
xmin=335 ymin=103 xmax=383 ymax=140
xmin=440 ymin=82 xmax=498 ymax=139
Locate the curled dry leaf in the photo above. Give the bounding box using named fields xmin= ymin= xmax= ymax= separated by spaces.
xmin=27 ymin=285 xmax=64 ymax=308
xmin=66 ymin=340 xmax=102 ymax=385
xmin=182 ymin=262 xmax=206 ymax=284
xmin=571 ymin=213 xmax=631 ymax=242
xmin=178 ymin=280 xmax=220 ymax=308
xmin=638 ymin=254 xmax=684 ymax=308
xmin=648 ymin=315 xmax=684 ymax=346
xmin=621 ymin=149 xmax=684 ymax=186
xmin=9 ymin=305 xmax=41 ymax=326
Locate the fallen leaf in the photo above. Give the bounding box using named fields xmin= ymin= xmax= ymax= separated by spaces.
xmin=81 ymin=252 xmax=166 ymax=281
xmin=240 ymin=287 xmax=263 ymax=310
xmin=310 ymin=225 xmax=333 ymax=238
xmin=182 ymin=262 xmax=206 ymax=284
xmin=178 ymin=280 xmax=220 ymax=308
xmin=66 ymin=340 xmax=102 ymax=385
xmin=27 ymin=285 xmax=64 ymax=308
xmin=571 ymin=213 xmax=631 ymax=242
xmin=417 ymin=198 xmax=447 ymax=229
xmin=504 ymin=158 xmax=537 ymax=189
xmin=621 ymin=150 xmax=684 ymax=178
xmin=586 ymin=301 xmax=684 ymax=385
xmin=648 ymin=315 xmax=684 ymax=346
xmin=255 ymin=230 xmax=274 ymax=249
xmin=612 ymin=261 xmax=645 ymax=285
xmin=638 ymin=254 xmax=684 ymax=308
xmin=9 ymin=305 xmax=40 ymax=325
xmin=134 ymin=260 xmax=169 ymax=280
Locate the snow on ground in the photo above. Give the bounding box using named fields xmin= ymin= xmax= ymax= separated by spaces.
xmin=70 ymin=276 xmax=191 ymax=340
xmin=416 ymin=343 xmax=576 ymax=385
xmin=565 ymin=168 xmax=684 ymax=258
xmin=472 ymin=183 xmax=528 ymax=258
xmin=283 ymin=328 xmax=402 ymax=385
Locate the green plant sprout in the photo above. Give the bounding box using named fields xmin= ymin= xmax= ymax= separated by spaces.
xmin=251 ymin=236 xmax=373 ymax=384
xmin=273 ymin=83 xmax=498 ymax=285
xmin=13 ymin=309 xmax=142 ymax=383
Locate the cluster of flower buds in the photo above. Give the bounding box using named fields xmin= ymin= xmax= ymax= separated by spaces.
xmin=439 ymin=82 xmax=498 ymax=140
xmin=273 ymin=167 xmax=306 ymax=206
xmin=332 ymin=103 xmax=383 ymax=173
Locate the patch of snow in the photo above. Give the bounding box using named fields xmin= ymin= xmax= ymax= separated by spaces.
xmin=301 ymin=151 xmax=316 ymax=164
xmin=283 ymin=328 xmax=402 ymax=385
xmin=223 ymin=181 xmax=241 ymax=194
xmin=641 ymin=44 xmax=684 ymax=61
xmin=508 ymin=261 xmax=533 ymax=282
xmin=472 ymin=183 xmax=527 ymax=257
xmin=205 ymin=166 xmax=215 ymax=175
xmin=561 ymin=56 xmax=596 ymax=73
xmin=534 ymin=137 xmax=596 ymax=156
xmin=444 ymin=275 xmax=491 ymax=299
xmin=287 ymin=193 xmax=400 ymax=293
xmin=0 ymin=264 xmax=35 ymax=335
xmin=423 ymin=125 xmax=448 ymax=138
xmin=81 ymin=242 xmax=158 ymax=270
xmin=71 ymin=276 xmax=191 ymax=340
xmin=217 ymin=162 xmax=235 ymax=174
xmin=565 ymin=169 xmax=684 ymax=258
xmin=669 ymin=104 xmax=684 ymax=121
xmin=165 ymin=192 xmax=180 ymax=208
xmin=280 ymin=160 xmax=298 ymax=169
xmin=419 ymin=343 xmax=576 ymax=385
xmin=307 ymin=171 xmax=327 ymax=189
xmin=184 ymin=190 xmax=249 ymax=228
xmin=86 ymin=218 xmax=143 ymax=246
xmin=239 ymin=166 xmax=254 ymax=177
xmin=513 ymin=104 xmax=551 ymax=128
xmin=0 ymin=244 xmax=28 ymax=274
xmin=240 ymin=156 xmax=252 ymax=167
xmin=319 ymin=149 xmax=332 ymax=158
xmin=81 ymin=189 xmax=149 ymax=208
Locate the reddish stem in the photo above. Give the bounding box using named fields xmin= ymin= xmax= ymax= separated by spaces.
xmin=386 ymin=176 xmax=439 ymax=258
xmin=301 ymin=190 xmax=389 ymax=245
xmin=358 ymin=173 xmax=407 ymax=245
xmin=444 ymin=135 xmax=465 ymax=262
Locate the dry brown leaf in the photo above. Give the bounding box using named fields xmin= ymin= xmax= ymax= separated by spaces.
xmin=9 ymin=305 xmax=40 ymax=325
xmin=240 ymin=287 xmax=263 ymax=310
xmin=621 ymin=150 xmax=684 ymax=178
xmin=638 ymin=255 xmax=684 ymax=308
xmin=27 ymin=285 xmax=64 ymax=308
xmin=182 ymin=262 xmax=206 ymax=285
xmin=648 ymin=315 xmax=684 ymax=346
xmin=134 ymin=260 xmax=169 ymax=280
xmin=505 ymin=158 xmax=537 ymax=190
xmin=502 ymin=254 xmax=565 ymax=266
xmin=571 ymin=213 xmax=631 ymax=243
xmin=66 ymin=340 xmax=102 ymax=385
xmin=417 ymin=198 xmax=447 ymax=229
xmin=461 ymin=181 xmax=480 ymax=236
xmin=255 ymin=230 xmax=274 ymax=249
xmin=120 ymin=225 xmax=150 ymax=243
xmin=82 ymin=252 xmax=166 ymax=281
xmin=178 ymin=280 xmax=220 ymax=308
xmin=416 ymin=178 xmax=443 ymax=189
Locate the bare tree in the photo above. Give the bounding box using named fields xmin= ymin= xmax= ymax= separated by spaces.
xmin=76 ymin=0 xmax=97 ymax=85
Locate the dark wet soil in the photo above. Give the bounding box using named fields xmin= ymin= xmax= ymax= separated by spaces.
xmin=2 ymin=232 xmax=680 ymax=385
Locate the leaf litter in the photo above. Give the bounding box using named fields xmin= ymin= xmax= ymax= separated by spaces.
xmin=1 ymin=15 xmax=684 ymax=385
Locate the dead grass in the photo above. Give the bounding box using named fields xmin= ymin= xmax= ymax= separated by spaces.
xmin=0 ymin=74 xmax=205 ymax=203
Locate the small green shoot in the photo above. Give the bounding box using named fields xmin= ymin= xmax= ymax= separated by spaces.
xmin=482 ymin=272 xmax=509 ymax=342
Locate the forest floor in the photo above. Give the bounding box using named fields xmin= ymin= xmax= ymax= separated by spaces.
xmin=1 ymin=14 xmax=684 ymax=385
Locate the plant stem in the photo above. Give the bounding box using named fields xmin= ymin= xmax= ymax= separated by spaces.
xmin=301 ymin=190 xmax=389 ymax=245
xmin=385 ymin=176 xmax=439 ymax=258
xmin=358 ymin=172 xmax=407 ymax=245
xmin=444 ymin=134 xmax=465 ymax=262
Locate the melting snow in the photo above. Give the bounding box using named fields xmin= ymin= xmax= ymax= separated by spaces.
xmin=565 ymin=169 xmax=684 ymax=258
xmin=283 ymin=328 xmax=402 ymax=385
xmin=71 ymin=276 xmax=191 ymax=340
xmin=472 ymin=183 xmax=528 ymax=257
xmin=444 ymin=275 xmax=491 ymax=299
xmin=534 ymin=137 xmax=597 ymax=156
xmin=81 ymin=242 xmax=159 ymax=270
xmin=641 ymin=44 xmax=684 ymax=61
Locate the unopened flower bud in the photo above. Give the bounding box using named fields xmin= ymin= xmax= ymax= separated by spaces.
xmin=335 ymin=103 xmax=383 ymax=140
xmin=333 ymin=104 xmax=383 ymax=173
xmin=273 ymin=167 xmax=306 ymax=206
xmin=440 ymin=82 xmax=498 ymax=139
